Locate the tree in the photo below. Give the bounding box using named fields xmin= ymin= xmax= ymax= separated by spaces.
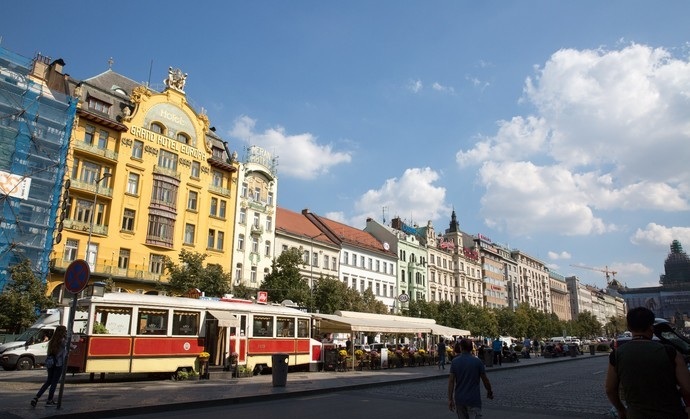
xmin=604 ymin=315 xmax=627 ymax=337
xmin=0 ymin=260 xmax=55 ymax=333
xmin=313 ymin=276 xmax=349 ymax=314
xmin=260 ymin=248 xmax=310 ymax=305
xmin=230 ymin=283 xmax=256 ymax=300
xmin=163 ymin=249 xmax=231 ymax=297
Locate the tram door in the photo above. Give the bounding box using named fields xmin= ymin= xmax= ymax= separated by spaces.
xmin=205 ymin=318 xmax=219 ymax=365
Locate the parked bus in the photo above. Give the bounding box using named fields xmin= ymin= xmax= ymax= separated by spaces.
xmin=66 ymin=292 xmax=322 ymax=377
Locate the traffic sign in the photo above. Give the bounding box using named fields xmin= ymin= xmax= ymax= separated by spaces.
xmin=64 ymin=259 xmax=91 ymax=294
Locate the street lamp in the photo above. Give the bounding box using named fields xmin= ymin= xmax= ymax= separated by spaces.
xmin=85 ymin=172 xmax=111 ymax=270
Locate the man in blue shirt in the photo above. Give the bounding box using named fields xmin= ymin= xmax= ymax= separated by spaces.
xmin=448 ymin=339 xmax=494 ymax=418
xmin=491 ymin=338 xmax=502 ymax=366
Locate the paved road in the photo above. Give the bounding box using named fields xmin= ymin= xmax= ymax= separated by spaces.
xmin=0 ymin=352 xmax=610 ymax=418
xmin=105 ymin=357 xmax=613 ymax=419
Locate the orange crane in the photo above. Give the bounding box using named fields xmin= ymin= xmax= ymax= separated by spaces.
xmin=570 ymin=264 xmax=618 ymax=287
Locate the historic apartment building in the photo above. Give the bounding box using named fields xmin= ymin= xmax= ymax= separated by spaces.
xmin=417 ymin=220 xmax=459 ymax=304
xmin=473 ymin=233 xmax=509 ymax=310
xmin=303 ymin=209 xmax=398 ymax=312
xmin=365 ymin=217 xmax=428 ymax=303
xmin=549 ymin=270 xmax=572 ymax=321
xmin=511 ymin=250 xmax=552 ymax=313
xmin=273 ymin=207 xmax=340 ymax=291
xmin=48 ymin=66 xmax=239 ymax=296
xmin=231 ymin=145 xmax=277 ymax=289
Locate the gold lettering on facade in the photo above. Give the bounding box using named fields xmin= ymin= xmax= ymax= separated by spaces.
xmin=129 ymin=126 xmax=207 ymax=160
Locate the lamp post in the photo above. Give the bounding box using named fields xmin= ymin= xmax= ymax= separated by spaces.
xmin=85 ymin=173 xmax=111 ymax=270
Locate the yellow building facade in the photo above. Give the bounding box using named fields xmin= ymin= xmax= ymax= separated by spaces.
xmin=48 ymin=67 xmax=238 ymax=296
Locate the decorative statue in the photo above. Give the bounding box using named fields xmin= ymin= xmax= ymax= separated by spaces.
xmin=164 ymin=67 xmax=188 ymax=92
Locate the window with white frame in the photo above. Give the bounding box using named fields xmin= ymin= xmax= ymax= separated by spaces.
xmin=237 ymin=234 xmax=244 ymax=251
xmin=239 ymin=208 xmax=246 ymax=224
xmin=191 ymin=161 xmax=200 ymax=178
xmin=122 ymin=208 xmax=135 ymax=231
xmin=132 ymin=140 xmax=143 ymax=159
xmin=149 ymin=254 xmax=164 ymax=274
xmin=187 ymin=191 xmax=198 ymax=211
xmin=184 ymin=223 xmax=195 ymax=244
xmin=127 ymin=173 xmax=139 ymax=195
xmin=251 ymin=236 xmax=259 ymax=253
xmin=63 ymin=239 xmax=78 ymax=261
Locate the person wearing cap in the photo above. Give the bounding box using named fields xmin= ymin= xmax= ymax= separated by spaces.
xmin=448 ymin=338 xmax=493 ymax=418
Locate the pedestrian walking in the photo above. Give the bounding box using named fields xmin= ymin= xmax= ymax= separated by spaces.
xmin=605 ymin=307 xmax=690 ymax=419
xmin=437 ymin=339 xmax=447 ymax=370
xmin=448 ymin=339 xmax=493 ymax=419
xmin=31 ymin=325 xmax=67 ymax=407
xmin=491 ymin=338 xmax=502 ymax=366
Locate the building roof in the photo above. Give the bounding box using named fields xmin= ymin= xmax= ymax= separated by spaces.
xmin=83 ymin=69 xmax=142 ymax=98
xmin=302 ymin=209 xmax=394 ymax=257
xmin=276 ymin=207 xmax=336 ymax=246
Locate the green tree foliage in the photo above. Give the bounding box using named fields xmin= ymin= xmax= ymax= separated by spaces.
xmin=360 ymin=288 xmax=389 ymax=314
xmin=163 ymin=249 xmax=231 ymax=297
xmin=570 ymin=311 xmax=603 ymax=338
xmin=604 ymin=315 xmax=627 ymax=337
xmin=231 ymin=283 xmax=256 ymax=300
xmin=0 ymin=260 xmax=54 ymax=333
xmin=260 ymin=248 xmax=310 ymax=306
xmin=312 ymin=276 xmax=348 ymax=314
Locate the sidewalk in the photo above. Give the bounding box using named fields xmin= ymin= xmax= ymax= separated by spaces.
xmin=0 ymin=352 xmax=606 ymax=419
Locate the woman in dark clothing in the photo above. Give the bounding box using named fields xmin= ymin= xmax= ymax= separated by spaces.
xmin=31 ymin=325 xmax=67 ymax=407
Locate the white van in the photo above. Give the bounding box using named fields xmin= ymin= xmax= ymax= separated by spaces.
xmin=0 ymin=309 xmax=62 ymax=370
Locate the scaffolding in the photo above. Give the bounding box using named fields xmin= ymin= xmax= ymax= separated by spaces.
xmin=0 ymin=47 xmax=76 ymax=290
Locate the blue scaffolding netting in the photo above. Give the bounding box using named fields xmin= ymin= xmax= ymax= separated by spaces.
xmin=0 ymin=47 xmax=76 ymax=290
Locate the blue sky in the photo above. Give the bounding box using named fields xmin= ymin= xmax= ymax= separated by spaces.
xmin=3 ymin=1 xmax=689 ymax=289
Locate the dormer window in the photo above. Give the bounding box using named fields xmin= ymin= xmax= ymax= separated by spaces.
xmin=87 ymin=96 xmax=111 ymax=114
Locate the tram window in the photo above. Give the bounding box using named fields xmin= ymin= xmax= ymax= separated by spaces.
xmin=138 ymin=309 xmax=168 ymax=335
xmin=253 ymin=315 xmax=272 ymax=337
xmin=93 ymin=306 xmax=132 ymax=335
xmin=277 ymin=317 xmax=295 ymax=337
xmin=172 ymin=311 xmax=199 ymax=335
xmin=297 ymin=319 xmax=309 ymax=338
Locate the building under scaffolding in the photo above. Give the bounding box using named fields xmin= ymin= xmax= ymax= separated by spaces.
xmin=0 ymin=47 xmax=76 ymax=290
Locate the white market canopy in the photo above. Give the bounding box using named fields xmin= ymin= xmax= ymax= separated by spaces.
xmin=313 ymin=310 xmax=470 ymax=336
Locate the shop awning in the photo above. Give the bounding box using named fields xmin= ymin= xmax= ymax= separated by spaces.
xmin=314 ymin=313 xmax=432 ymax=334
xmin=429 ymin=323 xmax=470 ymax=337
xmin=207 ymin=310 xmax=239 ymax=328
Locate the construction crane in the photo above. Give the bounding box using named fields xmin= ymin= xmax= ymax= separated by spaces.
xmin=570 ymin=264 xmax=618 ymax=287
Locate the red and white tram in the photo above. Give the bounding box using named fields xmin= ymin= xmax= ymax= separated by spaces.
xmin=66 ymin=292 xmax=322 ymax=376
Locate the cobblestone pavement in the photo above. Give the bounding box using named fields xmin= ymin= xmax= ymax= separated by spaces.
xmin=0 ymin=352 xmax=608 ymax=419
xmin=366 ymin=356 xmax=612 ymax=418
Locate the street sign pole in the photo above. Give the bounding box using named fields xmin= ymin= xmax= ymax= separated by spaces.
xmin=57 ymin=259 xmax=91 ymax=410
xmin=56 ymin=293 xmax=77 ymax=409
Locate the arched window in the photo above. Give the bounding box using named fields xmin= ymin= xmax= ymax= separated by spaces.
xmin=150 ymin=122 xmax=164 ymax=134
xmin=177 ymin=132 xmax=190 ymax=144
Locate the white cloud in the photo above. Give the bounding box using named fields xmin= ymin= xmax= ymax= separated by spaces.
xmin=456 ymin=44 xmax=690 ymax=237
xmin=478 ymin=161 xmax=612 ymax=236
xmin=631 ymin=223 xmax=690 ymax=248
xmin=323 ymin=211 xmax=347 ymax=224
xmin=349 ymin=168 xmax=449 ymax=228
xmin=431 ymin=82 xmax=455 ymax=94
xmin=229 ymin=116 xmax=352 ymax=180
xmin=548 ymin=251 xmax=572 ymax=260
xmin=408 ymin=79 xmax=423 ymax=93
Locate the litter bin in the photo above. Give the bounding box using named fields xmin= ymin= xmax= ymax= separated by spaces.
xmin=483 ymin=348 xmax=493 ymax=367
xmin=590 ymin=344 xmax=596 ymax=355
xmin=272 ymin=353 xmax=289 ymax=387
xmin=569 ymin=345 xmax=577 ymax=357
